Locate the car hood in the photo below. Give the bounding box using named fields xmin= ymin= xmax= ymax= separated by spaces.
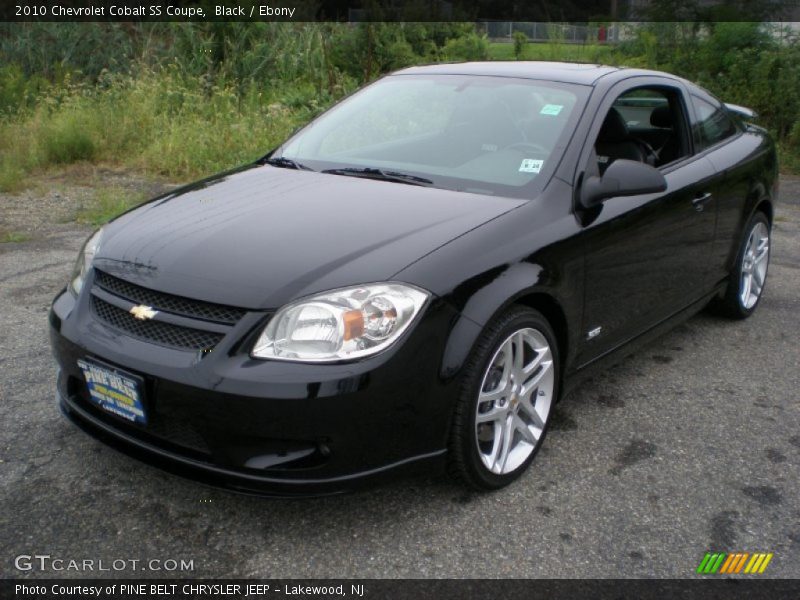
xmin=96 ymin=165 xmax=524 ymax=309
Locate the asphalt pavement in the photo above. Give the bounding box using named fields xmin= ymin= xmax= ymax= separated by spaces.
xmin=1 ymin=176 xmax=798 ymax=579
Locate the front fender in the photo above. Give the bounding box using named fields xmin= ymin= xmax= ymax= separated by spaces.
xmin=439 ymin=262 xmax=545 ymax=379
xmin=395 ymin=178 xmax=584 ymax=385
xmin=440 ymin=275 xmax=579 ymax=392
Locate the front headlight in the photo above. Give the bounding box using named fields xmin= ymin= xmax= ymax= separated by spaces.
xmin=252 ymin=283 xmax=430 ymax=362
xmin=70 ymin=228 xmax=103 ymax=296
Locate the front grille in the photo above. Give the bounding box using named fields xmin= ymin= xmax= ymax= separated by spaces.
xmin=95 ymin=270 xmax=246 ymax=325
xmin=91 ymin=296 xmax=224 ymax=350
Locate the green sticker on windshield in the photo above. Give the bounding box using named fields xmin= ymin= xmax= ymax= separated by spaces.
xmin=540 ymin=104 xmax=563 ymax=116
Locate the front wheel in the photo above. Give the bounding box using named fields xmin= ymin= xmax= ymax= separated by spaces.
xmin=712 ymin=211 xmax=771 ymax=319
xmin=449 ymin=306 xmax=559 ymax=490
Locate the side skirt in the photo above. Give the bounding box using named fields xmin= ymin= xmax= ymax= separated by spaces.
xmin=560 ymin=284 xmax=726 ymax=399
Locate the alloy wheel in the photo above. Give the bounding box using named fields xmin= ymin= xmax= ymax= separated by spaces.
xmin=475 ymin=328 xmax=554 ymax=475
xmin=740 ymin=221 xmax=770 ymax=310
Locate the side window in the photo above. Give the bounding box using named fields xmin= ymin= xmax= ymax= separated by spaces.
xmin=592 ymin=86 xmax=690 ymax=175
xmin=691 ymin=95 xmax=738 ymax=151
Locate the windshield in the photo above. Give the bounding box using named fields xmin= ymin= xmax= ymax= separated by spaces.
xmin=275 ymin=74 xmax=588 ymax=199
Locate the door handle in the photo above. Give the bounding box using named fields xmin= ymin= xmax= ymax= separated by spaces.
xmin=692 ymin=192 xmax=713 ymax=211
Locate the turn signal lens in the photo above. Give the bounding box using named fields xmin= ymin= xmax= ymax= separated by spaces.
xmin=251 ymin=283 xmax=429 ymax=362
xmin=342 ymin=309 xmax=365 ymax=341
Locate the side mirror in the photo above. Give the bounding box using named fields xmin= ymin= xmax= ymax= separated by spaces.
xmin=579 ymin=159 xmax=667 ymax=209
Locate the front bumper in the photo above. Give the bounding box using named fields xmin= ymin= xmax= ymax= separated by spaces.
xmin=50 ymin=285 xmax=465 ymax=496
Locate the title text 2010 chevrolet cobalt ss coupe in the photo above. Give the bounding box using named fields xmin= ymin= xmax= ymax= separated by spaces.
xmin=50 ymin=62 xmax=777 ymax=495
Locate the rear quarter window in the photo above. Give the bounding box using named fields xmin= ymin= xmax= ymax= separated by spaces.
xmin=691 ymin=95 xmax=738 ymax=151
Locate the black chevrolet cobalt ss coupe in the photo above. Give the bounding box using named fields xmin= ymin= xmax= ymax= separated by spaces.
xmin=50 ymin=62 xmax=777 ymax=495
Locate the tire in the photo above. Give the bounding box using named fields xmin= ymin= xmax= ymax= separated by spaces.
xmin=712 ymin=211 xmax=771 ymax=319
xmin=449 ymin=306 xmax=559 ymax=490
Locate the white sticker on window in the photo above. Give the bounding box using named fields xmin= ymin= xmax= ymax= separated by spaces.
xmin=540 ymin=104 xmax=563 ymax=116
xmin=519 ymin=158 xmax=544 ymax=173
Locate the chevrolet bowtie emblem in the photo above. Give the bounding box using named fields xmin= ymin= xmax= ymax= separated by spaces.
xmin=129 ymin=305 xmax=158 ymax=320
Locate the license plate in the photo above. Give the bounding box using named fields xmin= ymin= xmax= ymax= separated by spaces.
xmin=77 ymin=359 xmax=147 ymax=425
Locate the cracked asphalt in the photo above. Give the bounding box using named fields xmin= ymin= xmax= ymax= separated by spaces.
xmin=1 ymin=174 xmax=798 ymax=579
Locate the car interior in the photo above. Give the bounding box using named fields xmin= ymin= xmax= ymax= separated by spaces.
xmin=594 ymin=87 xmax=691 ymax=175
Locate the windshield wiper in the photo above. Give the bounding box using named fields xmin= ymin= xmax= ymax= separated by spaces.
xmin=322 ymin=167 xmax=433 ymax=186
xmin=262 ymin=156 xmax=313 ymax=171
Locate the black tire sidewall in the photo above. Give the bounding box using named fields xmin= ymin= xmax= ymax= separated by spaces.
xmin=729 ymin=212 xmax=771 ymax=318
xmin=451 ymin=306 xmax=560 ymax=490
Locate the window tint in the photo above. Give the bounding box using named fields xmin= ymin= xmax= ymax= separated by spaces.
xmin=318 ymin=83 xmax=455 ymax=155
xmin=280 ymin=75 xmax=588 ymax=199
xmin=691 ymin=95 xmax=738 ymax=150
xmin=592 ymin=86 xmax=689 ymax=173
xmin=612 ymin=90 xmax=668 ymax=130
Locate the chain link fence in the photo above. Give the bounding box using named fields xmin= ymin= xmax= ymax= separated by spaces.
xmin=478 ymin=22 xmax=622 ymax=44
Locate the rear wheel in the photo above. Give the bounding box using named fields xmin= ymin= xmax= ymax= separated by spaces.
xmin=449 ymin=306 xmax=558 ymax=490
xmin=713 ymin=211 xmax=770 ymax=319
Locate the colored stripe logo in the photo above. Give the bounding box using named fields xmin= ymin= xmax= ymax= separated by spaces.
xmin=696 ymin=552 xmax=773 ymax=574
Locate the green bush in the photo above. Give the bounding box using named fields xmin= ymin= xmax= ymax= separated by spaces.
xmin=0 ymin=23 xmax=135 ymax=81
xmin=0 ymin=64 xmax=50 ymax=114
xmin=385 ymin=38 xmax=418 ymax=70
xmin=699 ymin=22 xmax=772 ymax=75
xmin=326 ymin=23 xmax=481 ymax=80
xmin=442 ymin=32 xmax=489 ymax=61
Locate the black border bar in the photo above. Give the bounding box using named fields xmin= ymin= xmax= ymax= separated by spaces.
xmin=3 ymin=579 xmax=800 ymax=600
xmin=2 ymin=0 xmax=800 ymax=22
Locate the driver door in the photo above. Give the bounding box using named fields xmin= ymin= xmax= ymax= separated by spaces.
xmin=575 ymin=81 xmax=717 ymax=367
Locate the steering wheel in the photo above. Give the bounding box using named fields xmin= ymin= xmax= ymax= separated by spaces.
xmin=505 ymin=142 xmax=549 ymax=155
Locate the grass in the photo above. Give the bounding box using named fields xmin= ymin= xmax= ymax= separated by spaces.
xmin=0 ymin=68 xmax=323 ymax=195
xmin=488 ymin=41 xmax=618 ymax=63
xmin=0 ymin=230 xmax=32 ymax=243
xmin=0 ymin=160 xmax=25 ymax=193
xmin=75 ymin=186 xmax=148 ymax=227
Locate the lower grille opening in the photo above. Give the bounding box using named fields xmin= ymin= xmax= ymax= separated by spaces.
xmin=66 ymin=375 xmax=331 ymax=473
xmin=67 ymin=375 xmax=211 ymax=457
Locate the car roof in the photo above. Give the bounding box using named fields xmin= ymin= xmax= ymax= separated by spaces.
xmin=394 ymin=61 xmax=679 ymax=87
